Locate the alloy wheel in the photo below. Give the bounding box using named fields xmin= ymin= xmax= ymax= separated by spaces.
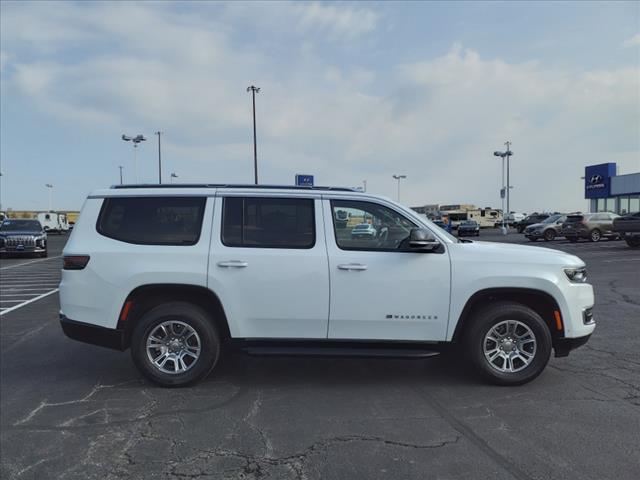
xmin=483 ymin=320 xmax=537 ymax=373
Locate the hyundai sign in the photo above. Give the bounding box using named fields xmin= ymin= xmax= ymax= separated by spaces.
xmin=585 ymin=163 xmax=616 ymax=199
xmin=295 ymin=174 xmax=314 ymax=186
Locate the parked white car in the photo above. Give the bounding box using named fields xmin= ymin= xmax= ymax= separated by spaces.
xmin=59 ymin=185 xmax=595 ymax=387
xmin=37 ymin=212 xmax=70 ymax=233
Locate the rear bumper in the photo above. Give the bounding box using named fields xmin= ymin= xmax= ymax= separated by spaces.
xmin=60 ymin=314 xmax=126 ymax=351
xmin=553 ymin=334 xmax=592 ymax=357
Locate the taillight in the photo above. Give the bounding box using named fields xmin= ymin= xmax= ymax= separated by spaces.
xmin=63 ymin=255 xmax=90 ymax=270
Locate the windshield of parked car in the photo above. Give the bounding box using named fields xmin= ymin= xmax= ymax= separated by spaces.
xmin=354 ymin=224 xmax=371 ymax=230
xmin=542 ymin=214 xmax=563 ymax=224
xmin=0 ymin=220 xmax=42 ymax=232
xmin=462 ymin=221 xmax=478 ymax=226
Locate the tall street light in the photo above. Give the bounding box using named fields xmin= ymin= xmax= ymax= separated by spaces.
xmin=170 ymin=172 xmax=178 ymax=184
xmin=494 ymin=141 xmax=514 ymax=234
xmin=155 ymin=131 xmax=163 ymax=184
xmin=392 ymin=174 xmax=407 ymax=202
xmin=247 ymin=85 xmax=260 ymax=185
xmin=121 ymin=134 xmax=146 ymax=183
xmin=45 ymin=184 xmax=53 ymax=211
xmin=118 ymin=166 xmax=124 ymax=185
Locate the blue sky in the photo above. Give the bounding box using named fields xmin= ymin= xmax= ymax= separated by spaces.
xmin=1 ymin=1 xmax=639 ymax=212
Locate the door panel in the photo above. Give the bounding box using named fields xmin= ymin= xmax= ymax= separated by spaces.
xmin=208 ymin=196 xmax=329 ymax=339
xmin=324 ymin=198 xmax=451 ymax=341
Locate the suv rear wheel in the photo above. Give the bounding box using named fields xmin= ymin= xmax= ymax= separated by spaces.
xmin=543 ymin=229 xmax=556 ymax=241
xmin=589 ymin=229 xmax=601 ymax=242
xmin=465 ymin=302 xmax=552 ymax=385
xmin=131 ymin=302 xmax=221 ymax=387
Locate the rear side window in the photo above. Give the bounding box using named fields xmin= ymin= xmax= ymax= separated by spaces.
xmin=222 ymin=197 xmax=315 ymax=248
xmin=97 ymin=196 xmax=206 ymax=245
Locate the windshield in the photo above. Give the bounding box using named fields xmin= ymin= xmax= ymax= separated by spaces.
xmin=542 ymin=214 xmax=563 ymax=224
xmin=0 ymin=220 xmax=42 ymax=232
xmin=462 ymin=221 xmax=477 ymax=226
xmin=354 ymin=224 xmax=371 ymax=230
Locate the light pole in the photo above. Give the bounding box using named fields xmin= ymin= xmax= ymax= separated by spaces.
xmin=494 ymin=142 xmax=514 ymax=235
xmin=45 ymin=184 xmax=53 ymax=211
xmin=155 ymin=131 xmax=163 ymax=184
xmin=363 ymin=180 xmax=367 ymax=192
xmin=118 ymin=166 xmax=124 ymax=185
xmin=392 ymin=175 xmax=407 ymax=202
xmin=121 ymin=134 xmax=146 ymax=183
xmin=170 ymin=173 xmax=178 ymax=184
xmin=247 ymin=85 xmax=260 ymax=184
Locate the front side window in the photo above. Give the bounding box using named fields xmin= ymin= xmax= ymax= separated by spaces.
xmin=222 ymin=197 xmax=315 ymax=248
xmin=331 ymin=200 xmax=416 ymax=251
xmin=97 ymin=196 xmax=206 ymax=245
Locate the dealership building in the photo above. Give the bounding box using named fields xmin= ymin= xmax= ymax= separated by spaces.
xmin=585 ymin=163 xmax=640 ymax=214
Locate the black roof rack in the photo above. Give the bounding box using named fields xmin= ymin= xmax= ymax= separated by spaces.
xmin=111 ymin=184 xmax=358 ymax=192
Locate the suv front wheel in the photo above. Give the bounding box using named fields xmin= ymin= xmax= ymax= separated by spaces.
xmin=131 ymin=302 xmax=221 ymax=387
xmin=465 ymin=302 xmax=552 ymax=385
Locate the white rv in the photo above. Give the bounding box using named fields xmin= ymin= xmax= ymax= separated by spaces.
xmin=37 ymin=212 xmax=70 ymax=233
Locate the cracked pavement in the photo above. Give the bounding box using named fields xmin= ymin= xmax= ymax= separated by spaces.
xmin=1 ymin=234 xmax=640 ymax=479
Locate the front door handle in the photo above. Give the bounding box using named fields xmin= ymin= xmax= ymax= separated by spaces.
xmin=337 ymin=263 xmax=368 ymax=271
xmin=217 ymin=260 xmax=248 ymax=268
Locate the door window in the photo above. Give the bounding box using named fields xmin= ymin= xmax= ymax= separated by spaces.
xmin=330 ymin=200 xmax=416 ymax=251
xmin=222 ymin=197 xmax=315 ymax=248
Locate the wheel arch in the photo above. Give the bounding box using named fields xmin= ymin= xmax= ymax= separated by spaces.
xmin=117 ymin=284 xmax=231 ymax=349
xmin=451 ymin=287 xmax=564 ymax=344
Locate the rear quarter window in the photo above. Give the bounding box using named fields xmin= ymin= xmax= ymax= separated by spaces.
xmin=97 ymin=196 xmax=206 ymax=245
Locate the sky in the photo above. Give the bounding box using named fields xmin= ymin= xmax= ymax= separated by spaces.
xmin=1 ymin=0 xmax=639 ymax=213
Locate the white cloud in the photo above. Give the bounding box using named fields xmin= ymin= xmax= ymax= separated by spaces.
xmin=0 ymin=2 xmax=638 ymax=213
xmin=622 ymin=33 xmax=640 ymax=48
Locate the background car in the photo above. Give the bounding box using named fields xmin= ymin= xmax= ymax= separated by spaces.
xmin=562 ymin=212 xmax=620 ymax=242
xmin=524 ymin=214 xmax=566 ymax=242
xmin=516 ymin=213 xmax=550 ymax=233
xmin=350 ymin=223 xmax=377 ymax=238
xmin=613 ymin=212 xmax=640 ymax=248
xmin=0 ymin=219 xmax=48 ymax=257
xmin=457 ymin=220 xmax=480 ymax=236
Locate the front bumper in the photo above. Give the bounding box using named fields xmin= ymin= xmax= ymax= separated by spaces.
xmin=553 ymin=334 xmax=592 ymax=357
xmin=524 ymin=230 xmax=544 ymax=238
xmin=0 ymin=246 xmax=46 ymax=254
xmin=60 ymin=314 xmax=127 ymax=351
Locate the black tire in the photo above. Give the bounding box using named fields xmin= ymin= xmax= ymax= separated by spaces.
xmin=40 ymin=249 xmax=48 ymax=258
xmin=464 ymin=302 xmax=552 ymax=386
xmin=589 ymin=229 xmax=601 ymax=242
xmin=626 ymin=237 xmax=640 ymax=249
xmin=543 ymin=229 xmax=556 ymax=242
xmin=131 ymin=302 xmax=221 ymax=387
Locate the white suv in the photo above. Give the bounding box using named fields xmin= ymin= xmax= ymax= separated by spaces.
xmin=59 ymin=185 xmax=595 ymax=387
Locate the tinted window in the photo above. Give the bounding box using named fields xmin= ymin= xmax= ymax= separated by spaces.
xmin=0 ymin=220 xmax=42 ymax=232
xmin=97 ymin=196 xmax=206 ymax=245
xmin=331 ymin=200 xmax=416 ymax=251
xmin=222 ymin=197 xmax=315 ymax=248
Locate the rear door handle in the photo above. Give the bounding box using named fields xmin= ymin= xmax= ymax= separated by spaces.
xmin=217 ymin=260 xmax=248 ymax=268
xmin=337 ymin=263 xmax=368 ymax=271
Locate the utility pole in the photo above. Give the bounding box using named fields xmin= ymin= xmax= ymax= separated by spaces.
xmin=363 ymin=180 xmax=367 ymax=192
xmin=493 ymin=142 xmax=514 ymax=235
xmin=121 ymin=134 xmax=146 ymax=183
xmin=505 ymin=140 xmax=512 ymax=220
xmin=155 ymin=131 xmax=163 ymax=184
xmin=392 ymin=175 xmax=407 ymax=202
xmin=247 ymin=85 xmax=260 ymax=184
xmin=119 ymin=166 xmax=124 ymax=185
xmin=45 ymin=184 xmax=53 ymax=211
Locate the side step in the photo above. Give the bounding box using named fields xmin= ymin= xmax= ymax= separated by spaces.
xmin=242 ymin=345 xmax=441 ymax=359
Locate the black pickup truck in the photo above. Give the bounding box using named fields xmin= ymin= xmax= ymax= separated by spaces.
xmin=613 ymin=212 xmax=640 ymax=248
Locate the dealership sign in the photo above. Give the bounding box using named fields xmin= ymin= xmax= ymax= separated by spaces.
xmin=295 ymin=174 xmax=314 ymax=186
xmin=584 ymin=163 xmax=616 ymax=199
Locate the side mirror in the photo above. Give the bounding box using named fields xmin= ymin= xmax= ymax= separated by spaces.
xmin=409 ymin=228 xmax=439 ymax=251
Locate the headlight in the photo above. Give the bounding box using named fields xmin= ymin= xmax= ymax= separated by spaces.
xmin=564 ymin=267 xmax=587 ymax=283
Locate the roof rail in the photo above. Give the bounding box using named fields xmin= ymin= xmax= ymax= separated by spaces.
xmin=110 ymin=184 xmax=358 ymax=192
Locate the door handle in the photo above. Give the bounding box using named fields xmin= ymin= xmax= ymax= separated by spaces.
xmin=217 ymin=260 xmax=248 ymax=268
xmin=337 ymin=263 xmax=368 ymax=271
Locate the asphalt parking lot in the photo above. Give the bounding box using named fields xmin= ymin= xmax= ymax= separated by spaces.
xmin=1 ymin=231 xmax=639 ymax=480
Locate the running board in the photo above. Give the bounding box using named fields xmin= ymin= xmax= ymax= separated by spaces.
xmin=242 ymin=346 xmax=441 ymax=358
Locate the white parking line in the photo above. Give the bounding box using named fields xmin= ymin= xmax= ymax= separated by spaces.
xmin=603 ymin=257 xmax=640 ymax=263
xmin=0 ymin=256 xmax=62 ymax=270
xmin=0 ymin=289 xmax=59 ymax=316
